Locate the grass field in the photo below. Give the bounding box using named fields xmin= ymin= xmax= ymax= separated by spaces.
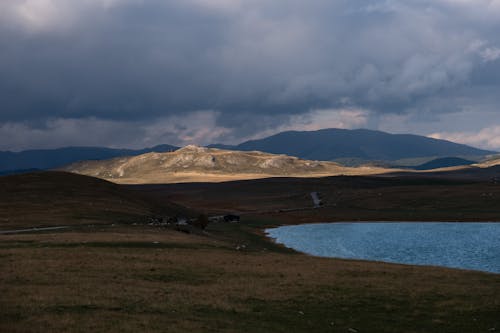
xmin=132 ymin=175 xmax=500 ymax=223
xmin=0 ymin=172 xmax=192 ymax=230
xmin=1 ymin=172 xmax=500 ymax=332
xmin=1 ymin=222 xmax=499 ymax=333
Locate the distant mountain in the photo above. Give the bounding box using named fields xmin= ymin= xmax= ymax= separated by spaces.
xmin=61 ymin=145 xmax=392 ymax=184
xmin=476 ymin=155 xmax=500 ymax=168
xmin=209 ymin=129 xmax=494 ymax=162
xmin=0 ymin=168 xmax=41 ymax=176
xmin=0 ymin=144 xmax=178 ymax=173
xmin=413 ymin=157 xmax=475 ymax=170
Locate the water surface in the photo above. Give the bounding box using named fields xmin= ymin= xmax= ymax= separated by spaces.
xmin=266 ymin=222 xmax=500 ymax=273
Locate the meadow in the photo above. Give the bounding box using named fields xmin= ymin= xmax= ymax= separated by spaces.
xmin=1 ymin=172 xmax=499 ymax=332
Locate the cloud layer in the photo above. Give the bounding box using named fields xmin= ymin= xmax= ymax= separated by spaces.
xmin=1 ymin=0 xmax=500 ymax=150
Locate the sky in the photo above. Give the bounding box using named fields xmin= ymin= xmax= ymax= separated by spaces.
xmin=1 ymin=0 xmax=500 ymax=151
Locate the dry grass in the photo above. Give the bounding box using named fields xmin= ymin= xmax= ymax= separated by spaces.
xmin=2 ymin=171 xmax=500 ymax=332
xmin=111 ymin=172 xmax=316 ymax=184
xmin=0 ymin=172 xmax=192 ymax=230
xmin=134 ymin=176 xmax=500 ymax=223
xmin=105 ymin=168 xmax=391 ymax=184
xmin=61 ymin=145 xmax=394 ymax=184
xmin=1 ymin=225 xmax=499 ymax=333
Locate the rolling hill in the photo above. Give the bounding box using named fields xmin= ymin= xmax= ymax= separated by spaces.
xmin=0 ymin=144 xmax=178 ymax=173
xmin=413 ymin=157 xmax=476 ymax=170
xmin=476 ymin=156 xmax=500 ymax=168
xmin=209 ymin=128 xmax=494 ymax=162
xmin=0 ymin=171 xmax=191 ymax=230
xmin=60 ymin=145 xmax=392 ymax=184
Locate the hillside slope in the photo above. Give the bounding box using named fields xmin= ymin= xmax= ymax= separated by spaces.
xmin=210 ymin=128 xmax=494 ymax=161
xmin=476 ymin=156 xmax=500 ymax=168
xmin=413 ymin=157 xmax=476 ymax=170
xmin=0 ymin=171 xmax=190 ymax=230
xmin=0 ymin=144 xmax=178 ymax=173
xmin=61 ymin=145 xmax=392 ymax=184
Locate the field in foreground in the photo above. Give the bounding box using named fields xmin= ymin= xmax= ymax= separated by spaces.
xmin=1 ymin=223 xmax=499 ymax=333
xmin=1 ymin=171 xmax=500 ymax=332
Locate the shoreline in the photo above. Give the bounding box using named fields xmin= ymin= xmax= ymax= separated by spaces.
xmin=262 ymin=221 xmax=500 ymax=275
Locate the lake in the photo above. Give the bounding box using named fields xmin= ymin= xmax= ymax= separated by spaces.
xmin=266 ymin=222 xmax=500 ymax=273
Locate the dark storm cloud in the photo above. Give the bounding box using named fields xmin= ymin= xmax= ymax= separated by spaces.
xmin=0 ymin=1 xmax=231 ymax=121
xmin=1 ymin=0 xmax=500 ymax=149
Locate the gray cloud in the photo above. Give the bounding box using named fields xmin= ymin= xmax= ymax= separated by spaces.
xmin=1 ymin=0 xmax=500 ymax=149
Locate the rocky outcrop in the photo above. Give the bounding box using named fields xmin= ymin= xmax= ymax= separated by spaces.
xmin=60 ymin=145 xmax=390 ymax=183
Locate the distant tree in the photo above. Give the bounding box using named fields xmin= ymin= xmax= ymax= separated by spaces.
xmin=197 ymin=214 xmax=209 ymax=230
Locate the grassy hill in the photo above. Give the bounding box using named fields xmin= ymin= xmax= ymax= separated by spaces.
xmin=136 ymin=172 xmax=500 ymax=222
xmin=0 ymin=171 xmax=190 ymax=230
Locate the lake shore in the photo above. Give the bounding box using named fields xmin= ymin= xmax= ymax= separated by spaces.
xmin=1 ymin=223 xmax=500 ymax=333
xmin=265 ymin=222 xmax=500 ymax=274
xmin=2 ymin=172 xmax=500 ymax=332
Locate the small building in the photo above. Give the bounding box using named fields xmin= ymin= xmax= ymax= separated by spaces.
xmin=223 ymin=214 xmax=240 ymax=223
xmin=208 ymin=215 xmax=225 ymax=223
xmin=176 ymin=217 xmax=188 ymax=226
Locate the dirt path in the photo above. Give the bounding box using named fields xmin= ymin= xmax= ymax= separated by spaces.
xmin=0 ymin=226 xmax=70 ymax=235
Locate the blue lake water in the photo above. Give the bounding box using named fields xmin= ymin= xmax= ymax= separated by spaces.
xmin=266 ymin=222 xmax=500 ymax=273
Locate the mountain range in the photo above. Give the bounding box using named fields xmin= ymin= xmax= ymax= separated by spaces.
xmin=0 ymin=128 xmax=495 ymax=174
xmin=0 ymin=144 xmax=177 ymax=173
xmin=209 ymin=128 xmax=494 ymax=162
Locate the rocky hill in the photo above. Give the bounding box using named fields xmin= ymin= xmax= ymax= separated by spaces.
xmin=61 ymin=145 xmax=391 ymax=184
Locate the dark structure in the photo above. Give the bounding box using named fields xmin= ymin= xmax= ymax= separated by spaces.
xmin=223 ymin=214 xmax=240 ymax=223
